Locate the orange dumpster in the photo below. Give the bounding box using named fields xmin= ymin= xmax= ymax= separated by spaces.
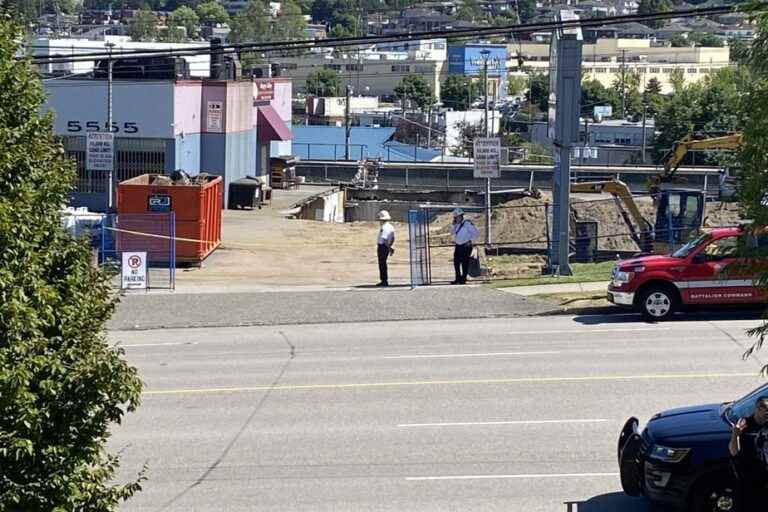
xmin=117 ymin=174 xmax=222 ymax=264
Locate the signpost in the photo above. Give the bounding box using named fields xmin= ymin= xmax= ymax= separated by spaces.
xmin=121 ymin=251 xmax=147 ymax=290
xmin=86 ymin=132 xmax=114 ymax=172
xmin=473 ymin=137 xmax=501 ymax=178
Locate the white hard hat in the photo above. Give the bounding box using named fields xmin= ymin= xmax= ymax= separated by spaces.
xmin=452 ymin=208 xmax=465 ymax=217
xmin=378 ymin=210 xmax=391 ymax=221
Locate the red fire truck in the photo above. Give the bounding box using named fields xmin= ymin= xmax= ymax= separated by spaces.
xmin=607 ymin=226 xmax=767 ymax=321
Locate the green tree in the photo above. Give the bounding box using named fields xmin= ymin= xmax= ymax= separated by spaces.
xmin=611 ymin=69 xmax=643 ymax=119
xmin=689 ymin=32 xmax=725 ymax=47
xmin=306 ymin=68 xmax=342 ymax=96
xmin=653 ymin=67 xmax=747 ymax=162
xmin=395 ymin=73 xmax=435 ymax=111
xmin=643 ymin=77 xmax=667 ymax=118
xmin=454 ymin=0 xmax=485 ymax=23
xmin=638 ymin=0 xmax=671 ymax=29
xmin=441 ymin=75 xmax=476 ymax=110
xmin=507 ymin=75 xmax=528 ymax=96
xmin=733 ymin=8 xmax=768 ymax=371
xmin=517 ymin=0 xmax=536 ymax=23
xmin=229 ymin=0 xmax=271 ymax=43
xmin=669 ymin=67 xmax=686 ymax=93
xmin=196 ymin=1 xmax=229 ymax=26
xmin=128 ymin=8 xmax=159 ymax=41
xmin=452 ymin=120 xmax=484 ymax=157
xmin=729 ymin=38 xmax=751 ymax=65
xmin=580 ymin=78 xmax=614 ymax=115
xmin=328 ymin=24 xmax=352 ymax=38
xmin=273 ymin=0 xmax=306 ymax=40
xmin=670 ymin=34 xmax=690 ymax=47
xmin=168 ymin=5 xmax=200 ymax=40
xmin=526 ymin=72 xmax=549 ymax=112
xmin=0 ymin=18 xmax=144 ymax=510
xmin=296 ymin=0 xmax=314 ymax=13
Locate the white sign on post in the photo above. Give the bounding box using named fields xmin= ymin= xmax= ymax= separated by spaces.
xmin=473 ymin=137 xmax=501 ymax=178
xmin=206 ymin=101 xmax=223 ymax=131
xmin=121 ymin=252 xmax=147 ymax=290
xmin=86 ymin=132 xmax=114 ymax=171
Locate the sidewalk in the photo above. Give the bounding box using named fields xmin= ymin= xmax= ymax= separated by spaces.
xmin=108 ymin=285 xmax=560 ymax=331
xmin=497 ymin=281 xmax=608 ymax=297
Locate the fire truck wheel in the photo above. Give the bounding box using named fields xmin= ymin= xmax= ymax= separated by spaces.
xmin=639 ymin=284 xmax=678 ymax=322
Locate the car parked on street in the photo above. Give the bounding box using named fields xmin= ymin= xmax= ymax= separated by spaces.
xmin=618 ymin=382 xmax=768 ymax=511
xmin=607 ymin=226 xmax=768 ymax=321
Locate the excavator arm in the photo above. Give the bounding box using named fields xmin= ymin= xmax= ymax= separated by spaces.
xmin=571 ymin=180 xmax=653 ymax=252
xmin=661 ymin=133 xmax=743 ymax=181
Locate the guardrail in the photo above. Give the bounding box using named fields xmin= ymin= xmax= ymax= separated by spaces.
xmin=295 ymin=160 xmax=723 ymax=195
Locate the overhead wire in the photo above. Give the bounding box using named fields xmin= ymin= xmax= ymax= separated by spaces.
xmin=25 ymin=5 xmax=744 ymax=65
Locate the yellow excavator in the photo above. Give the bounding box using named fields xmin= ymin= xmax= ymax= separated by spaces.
xmin=570 ymin=133 xmax=742 ymax=254
xmin=651 ymin=132 xmax=743 ymax=192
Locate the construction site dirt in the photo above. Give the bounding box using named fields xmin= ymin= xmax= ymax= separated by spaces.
xmin=173 ymin=186 xmax=742 ymax=289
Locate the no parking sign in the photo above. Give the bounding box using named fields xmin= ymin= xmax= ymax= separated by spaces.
xmin=121 ymin=251 xmax=147 ymax=290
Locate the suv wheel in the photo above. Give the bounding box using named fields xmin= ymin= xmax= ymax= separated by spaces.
xmin=691 ymin=476 xmax=738 ymax=512
xmin=639 ymin=285 xmax=678 ymax=322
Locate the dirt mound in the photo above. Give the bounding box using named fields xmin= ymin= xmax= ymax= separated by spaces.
xmin=430 ymin=196 xmax=744 ymax=253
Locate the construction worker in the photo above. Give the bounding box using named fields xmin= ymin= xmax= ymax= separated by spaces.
xmin=450 ymin=208 xmax=479 ymax=284
xmin=376 ymin=210 xmax=395 ymax=287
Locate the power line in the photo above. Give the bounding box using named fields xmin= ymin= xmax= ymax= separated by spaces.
xmin=26 ymin=5 xmax=745 ymax=66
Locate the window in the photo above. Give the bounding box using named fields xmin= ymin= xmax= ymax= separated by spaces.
xmin=324 ymin=64 xmax=341 ymax=71
xmin=346 ymin=64 xmax=363 ymax=71
xmin=663 ymin=67 xmax=674 ymax=73
xmin=649 ymin=67 xmax=660 ymax=73
xmin=687 ymin=68 xmax=698 ymax=74
xmin=391 ymin=64 xmax=410 ymax=72
xmin=703 ymin=236 xmax=739 ymax=261
xmin=593 ymin=67 xmax=606 ymax=73
xmin=610 ymin=67 xmax=620 ymax=72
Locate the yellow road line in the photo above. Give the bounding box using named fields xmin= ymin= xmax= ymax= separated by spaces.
xmin=142 ymin=371 xmax=757 ymax=396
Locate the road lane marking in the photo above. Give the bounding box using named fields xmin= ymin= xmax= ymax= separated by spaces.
xmin=406 ymin=472 xmax=619 ymax=481
xmin=384 ymin=351 xmax=561 ymax=359
xmin=509 ymin=328 xmax=670 ymax=335
xmin=398 ymin=419 xmax=608 ymax=428
xmin=117 ymin=342 xmax=199 ymax=348
xmin=142 ymin=371 xmax=756 ymax=396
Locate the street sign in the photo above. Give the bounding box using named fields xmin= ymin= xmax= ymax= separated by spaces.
xmin=121 ymin=251 xmax=147 ymax=290
xmin=86 ymin=132 xmax=114 ymax=171
xmin=473 ymin=137 xmax=501 ymax=178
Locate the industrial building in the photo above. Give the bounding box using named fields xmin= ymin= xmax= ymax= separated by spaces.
xmin=41 ymin=58 xmax=293 ymax=211
xmin=509 ymin=38 xmax=731 ymax=93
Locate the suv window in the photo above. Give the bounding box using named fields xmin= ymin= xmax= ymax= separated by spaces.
xmin=703 ymin=236 xmax=739 ymax=261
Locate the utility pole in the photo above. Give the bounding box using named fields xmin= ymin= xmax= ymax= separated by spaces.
xmin=345 ymin=84 xmax=352 ymax=160
xmin=106 ymin=42 xmax=115 ymax=212
xmin=481 ymin=49 xmax=492 ymax=246
xmin=641 ymin=104 xmax=648 ymax=164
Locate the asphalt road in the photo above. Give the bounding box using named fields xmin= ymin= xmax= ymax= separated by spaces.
xmin=109 ymin=313 xmax=768 ymax=512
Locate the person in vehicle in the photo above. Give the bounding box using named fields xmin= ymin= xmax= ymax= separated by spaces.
xmin=729 ymin=395 xmax=768 ymax=510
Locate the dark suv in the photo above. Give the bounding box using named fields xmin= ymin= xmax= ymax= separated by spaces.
xmin=618 ymin=383 xmax=768 ymax=511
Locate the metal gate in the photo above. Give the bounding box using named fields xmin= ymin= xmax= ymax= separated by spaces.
xmin=100 ymin=212 xmax=176 ymax=290
xmin=408 ymin=208 xmax=431 ymax=287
